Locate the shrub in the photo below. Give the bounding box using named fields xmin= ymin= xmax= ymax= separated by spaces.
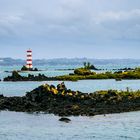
xmin=74 ymin=68 xmax=94 ymax=75
xmin=21 ymin=65 xmax=28 ymax=71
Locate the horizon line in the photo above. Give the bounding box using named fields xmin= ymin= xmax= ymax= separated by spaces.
xmin=1 ymin=57 xmax=140 ymax=60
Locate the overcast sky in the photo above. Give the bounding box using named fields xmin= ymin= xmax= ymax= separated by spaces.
xmin=0 ymin=0 xmax=140 ymax=59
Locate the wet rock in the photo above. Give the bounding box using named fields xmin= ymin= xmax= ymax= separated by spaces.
xmin=21 ymin=65 xmax=39 ymax=71
xmin=59 ymin=117 xmax=71 ymax=123
xmin=4 ymin=71 xmax=50 ymax=81
xmin=57 ymin=82 xmax=67 ymax=92
xmin=115 ymin=78 xmax=122 ymax=81
xmin=107 ymin=90 xmax=118 ymax=97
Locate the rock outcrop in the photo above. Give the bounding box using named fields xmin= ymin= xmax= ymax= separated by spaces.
xmin=0 ymin=83 xmax=140 ymax=116
xmin=59 ymin=117 xmax=71 ymax=123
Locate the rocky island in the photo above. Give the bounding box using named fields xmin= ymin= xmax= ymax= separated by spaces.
xmin=21 ymin=65 xmax=39 ymax=71
xmin=3 ymin=67 xmax=140 ymax=81
xmin=0 ymin=83 xmax=140 ymax=116
xmin=3 ymin=71 xmax=56 ymax=81
xmin=4 ymin=65 xmax=40 ymax=74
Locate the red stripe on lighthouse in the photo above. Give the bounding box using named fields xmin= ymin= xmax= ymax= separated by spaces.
xmin=27 ymin=59 xmax=32 ymax=61
xmin=27 ymin=50 xmax=32 ymax=53
xmin=27 ymin=55 xmax=32 ymax=57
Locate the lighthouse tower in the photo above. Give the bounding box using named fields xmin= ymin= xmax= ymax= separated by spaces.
xmin=26 ymin=49 xmax=33 ymax=69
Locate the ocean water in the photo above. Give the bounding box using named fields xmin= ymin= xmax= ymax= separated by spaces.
xmin=0 ymin=65 xmax=140 ymax=140
xmin=1 ymin=80 xmax=140 ymax=97
xmin=0 ymin=111 xmax=139 ymax=140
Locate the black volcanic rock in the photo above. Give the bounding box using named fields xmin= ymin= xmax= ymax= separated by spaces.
xmin=59 ymin=118 xmax=71 ymax=123
xmin=21 ymin=65 xmax=39 ymax=71
xmin=0 ymin=83 xmax=140 ymax=116
xmin=3 ymin=71 xmax=52 ymax=81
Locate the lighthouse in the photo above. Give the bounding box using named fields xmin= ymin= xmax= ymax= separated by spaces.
xmin=26 ymin=49 xmax=33 ymax=69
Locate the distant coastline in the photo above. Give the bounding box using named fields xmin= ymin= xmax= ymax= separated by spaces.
xmin=0 ymin=57 xmax=140 ymax=66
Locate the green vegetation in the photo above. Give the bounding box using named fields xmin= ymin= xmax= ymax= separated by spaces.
xmin=74 ymin=68 xmax=95 ymax=75
xmin=28 ymin=82 xmax=140 ymax=100
xmin=55 ymin=67 xmax=140 ymax=81
xmin=3 ymin=67 xmax=140 ymax=82
xmin=21 ymin=65 xmax=29 ymax=71
xmin=83 ymin=62 xmax=98 ymax=70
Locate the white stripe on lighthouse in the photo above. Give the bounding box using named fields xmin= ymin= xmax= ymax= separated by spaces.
xmin=27 ymin=61 xmax=32 ymax=64
xmin=27 ymin=57 xmax=32 ymax=60
xmin=27 ymin=52 xmax=32 ymax=55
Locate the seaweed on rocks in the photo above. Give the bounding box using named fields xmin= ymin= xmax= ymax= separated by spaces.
xmin=0 ymin=83 xmax=140 ymax=116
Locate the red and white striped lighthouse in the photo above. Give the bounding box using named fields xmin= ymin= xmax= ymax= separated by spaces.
xmin=26 ymin=49 xmax=33 ymax=69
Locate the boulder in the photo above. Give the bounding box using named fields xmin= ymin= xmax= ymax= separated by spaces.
xmin=0 ymin=94 xmax=4 ymax=98
xmin=59 ymin=117 xmax=71 ymax=123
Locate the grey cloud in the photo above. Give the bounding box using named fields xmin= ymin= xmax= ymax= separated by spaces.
xmin=0 ymin=0 xmax=140 ymax=43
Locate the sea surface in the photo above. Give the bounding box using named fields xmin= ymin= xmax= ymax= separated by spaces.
xmin=0 ymin=64 xmax=140 ymax=140
xmin=0 ymin=111 xmax=139 ymax=140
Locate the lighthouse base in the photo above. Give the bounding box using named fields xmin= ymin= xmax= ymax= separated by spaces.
xmin=21 ymin=65 xmax=38 ymax=71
